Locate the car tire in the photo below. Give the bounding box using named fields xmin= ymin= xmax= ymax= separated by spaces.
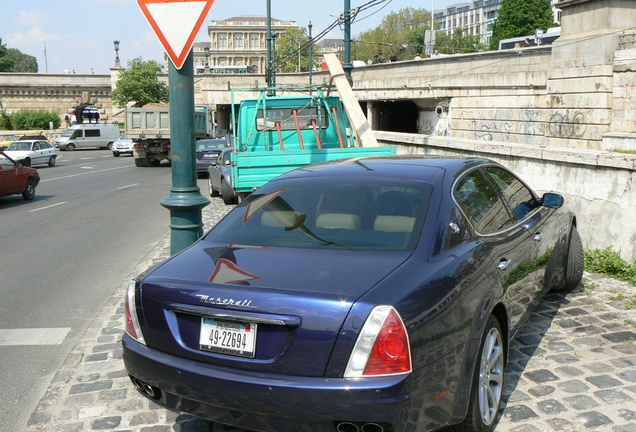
xmin=552 ymin=226 xmax=584 ymax=293
xmin=66 ymin=143 xmax=75 ymax=151
xmin=48 ymin=156 xmax=56 ymax=167
xmin=22 ymin=179 xmax=36 ymax=200
xmin=221 ymin=179 xmax=236 ymax=205
xmin=453 ymin=315 xmax=504 ymax=432
xmin=209 ymin=177 xmax=219 ymax=197
xmin=23 ymin=158 xmax=31 ymax=167
xmin=113 ymin=152 xmax=120 ymax=157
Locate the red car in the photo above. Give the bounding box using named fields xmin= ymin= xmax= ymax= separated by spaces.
xmin=0 ymin=151 xmax=40 ymax=200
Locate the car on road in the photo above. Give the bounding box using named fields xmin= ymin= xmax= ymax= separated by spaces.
xmin=123 ymin=156 xmax=584 ymax=432
xmin=112 ymin=137 xmax=135 ymax=157
xmin=0 ymin=133 xmax=48 ymax=150
xmin=0 ymin=140 xmax=57 ymax=167
xmin=207 ymin=147 xmax=237 ymax=205
xmin=0 ymin=151 xmax=40 ymax=200
xmin=195 ymin=138 xmax=230 ymax=176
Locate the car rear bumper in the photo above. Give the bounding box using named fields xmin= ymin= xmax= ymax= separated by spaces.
xmin=123 ymin=334 xmax=421 ymax=432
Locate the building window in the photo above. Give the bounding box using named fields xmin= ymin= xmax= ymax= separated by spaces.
xmin=218 ymin=35 xmax=227 ymax=48
xmin=233 ymin=35 xmax=243 ymax=49
xmin=250 ymin=35 xmax=259 ymax=49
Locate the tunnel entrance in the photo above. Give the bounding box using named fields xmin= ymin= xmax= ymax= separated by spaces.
xmin=372 ymin=100 xmax=419 ymax=133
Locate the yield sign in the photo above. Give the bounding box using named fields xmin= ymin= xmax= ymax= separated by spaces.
xmin=137 ymin=0 xmax=216 ymax=69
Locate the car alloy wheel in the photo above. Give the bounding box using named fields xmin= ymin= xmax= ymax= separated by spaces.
xmin=477 ymin=319 xmax=504 ymax=428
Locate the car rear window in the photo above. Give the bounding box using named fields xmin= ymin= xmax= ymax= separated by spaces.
xmin=207 ymin=177 xmax=432 ymax=251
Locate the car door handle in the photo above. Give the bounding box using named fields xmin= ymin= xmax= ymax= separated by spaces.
xmin=497 ymin=259 xmax=510 ymax=271
xmin=534 ymin=233 xmax=543 ymax=242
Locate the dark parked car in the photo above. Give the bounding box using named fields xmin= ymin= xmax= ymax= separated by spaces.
xmin=0 ymin=151 xmax=40 ymax=200
xmin=123 ymin=156 xmax=583 ymax=432
xmin=195 ymin=139 xmax=230 ymax=175
xmin=207 ymin=147 xmax=237 ymax=205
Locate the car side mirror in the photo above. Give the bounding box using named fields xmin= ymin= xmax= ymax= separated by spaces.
xmin=542 ymin=193 xmax=564 ymax=209
xmin=224 ymin=160 xmax=231 ymax=166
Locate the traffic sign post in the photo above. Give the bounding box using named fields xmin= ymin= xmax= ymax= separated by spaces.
xmin=137 ymin=0 xmax=215 ymax=254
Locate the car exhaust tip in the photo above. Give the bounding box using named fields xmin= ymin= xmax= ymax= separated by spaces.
xmin=336 ymin=422 xmax=360 ymax=432
xmin=361 ymin=423 xmax=385 ymax=432
xmin=130 ymin=376 xmax=161 ymax=400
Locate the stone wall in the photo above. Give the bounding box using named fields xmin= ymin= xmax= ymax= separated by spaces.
xmin=375 ymin=130 xmax=636 ymax=263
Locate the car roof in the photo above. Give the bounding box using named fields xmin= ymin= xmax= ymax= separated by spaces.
xmin=8 ymin=139 xmax=50 ymax=144
xmin=275 ymin=155 xmax=492 ymax=184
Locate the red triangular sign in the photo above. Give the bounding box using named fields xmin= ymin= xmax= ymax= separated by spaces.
xmin=137 ymin=0 xmax=216 ymax=69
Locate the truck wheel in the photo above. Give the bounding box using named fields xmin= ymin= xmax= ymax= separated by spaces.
xmin=135 ymin=157 xmax=152 ymax=167
xmin=151 ymin=159 xmax=161 ymax=167
xmin=66 ymin=143 xmax=75 ymax=151
xmin=22 ymin=180 xmax=36 ymax=200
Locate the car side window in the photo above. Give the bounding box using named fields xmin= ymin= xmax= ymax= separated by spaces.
xmin=454 ymin=170 xmax=513 ymax=233
xmin=33 ymin=143 xmax=41 ymax=150
xmin=483 ymin=167 xmax=537 ymax=220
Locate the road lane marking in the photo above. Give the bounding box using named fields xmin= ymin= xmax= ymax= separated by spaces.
xmin=0 ymin=328 xmax=71 ymax=346
xmin=29 ymin=202 xmax=68 ymax=212
xmin=117 ymin=183 xmax=140 ymax=190
xmin=41 ymin=165 xmax=132 ymax=182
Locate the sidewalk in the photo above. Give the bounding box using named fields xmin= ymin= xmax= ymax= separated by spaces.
xmin=25 ymin=200 xmax=636 ymax=432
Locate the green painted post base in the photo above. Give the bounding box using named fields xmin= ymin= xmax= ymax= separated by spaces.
xmin=161 ymin=186 xmax=210 ymax=255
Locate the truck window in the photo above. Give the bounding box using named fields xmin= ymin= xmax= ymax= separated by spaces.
xmin=85 ymin=129 xmax=101 ymax=137
xmin=256 ymin=107 xmax=329 ymax=131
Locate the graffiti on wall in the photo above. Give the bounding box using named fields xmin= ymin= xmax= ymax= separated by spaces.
xmin=474 ymin=107 xmax=543 ymax=142
xmin=548 ymin=111 xmax=587 ymax=138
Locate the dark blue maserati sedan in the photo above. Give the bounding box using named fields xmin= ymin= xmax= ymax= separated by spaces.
xmin=123 ymin=156 xmax=583 ymax=432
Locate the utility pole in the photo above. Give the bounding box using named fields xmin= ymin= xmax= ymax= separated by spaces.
xmin=343 ymin=0 xmax=352 ymax=78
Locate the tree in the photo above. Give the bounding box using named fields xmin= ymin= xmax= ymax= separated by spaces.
xmin=489 ymin=0 xmax=557 ymax=50
xmin=110 ymin=58 xmax=169 ymax=108
xmin=6 ymin=48 xmax=38 ymax=73
xmin=0 ymin=38 xmax=14 ymax=72
xmin=352 ymin=7 xmax=432 ymax=63
xmin=434 ymin=28 xmax=488 ymax=54
xmin=275 ymin=28 xmax=314 ymax=73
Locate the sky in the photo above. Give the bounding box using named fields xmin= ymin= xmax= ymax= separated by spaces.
xmin=2 ymin=0 xmax=459 ymax=75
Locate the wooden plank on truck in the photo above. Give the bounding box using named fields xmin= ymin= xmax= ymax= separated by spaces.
xmin=323 ymin=53 xmax=379 ymax=148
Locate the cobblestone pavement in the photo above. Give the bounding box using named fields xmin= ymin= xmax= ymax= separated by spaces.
xmin=25 ymin=198 xmax=636 ymax=432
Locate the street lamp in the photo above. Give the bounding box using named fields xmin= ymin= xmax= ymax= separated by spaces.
xmin=289 ymin=38 xmax=302 ymax=72
xmin=113 ymin=40 xmax=120 ymax=67
xmin=308 ymin=22 xmax=313 ymax=84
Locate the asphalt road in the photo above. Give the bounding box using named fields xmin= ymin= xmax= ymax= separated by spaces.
xmin=0 ymin=150 xmax=202 ymax=431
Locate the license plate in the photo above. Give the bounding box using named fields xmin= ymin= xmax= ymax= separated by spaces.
xmin=199 ymin=318 xmax=257 ymax=358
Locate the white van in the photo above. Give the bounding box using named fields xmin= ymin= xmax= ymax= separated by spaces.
xmin=55 ymin=124 xmax=121 ymax=151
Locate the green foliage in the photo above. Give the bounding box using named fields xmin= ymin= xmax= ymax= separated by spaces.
xmin=352 ymin=7 xmax=432 ymax=63
xmin=111 ymin=58 xmax=169 ymax=108
xmin=0 ymin=38 xmax=14 ymax=72
xmin=6 ymin=48 xmax=38 ymax=72
xmin=489 ymin=0 xmax=557 ymax=50
xmin=276 ymin=28 xmax=314 ymax=73
xmin=585 ymin=246 xmax=636 ymax=286
xmin=0 ymin=109 xmax=61 ymax=130
xmin=435 ymin=28 xmax=488 ymax=54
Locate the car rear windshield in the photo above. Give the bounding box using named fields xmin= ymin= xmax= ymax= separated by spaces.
xmin=207 ymin=177 xmax=432 ymax=251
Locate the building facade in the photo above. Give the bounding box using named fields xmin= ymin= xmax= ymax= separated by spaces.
xmin=435 ymin=0 xmax=562 ymax=46
xmin=193 ymin=15 xmax=299 ymax=74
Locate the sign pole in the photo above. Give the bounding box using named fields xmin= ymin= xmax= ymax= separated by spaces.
xmin=160 ymin=51 xmax=210 ymax=255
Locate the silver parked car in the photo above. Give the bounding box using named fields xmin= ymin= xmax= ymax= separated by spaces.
xmin=207 ymin=147 xmax=237 ymax=205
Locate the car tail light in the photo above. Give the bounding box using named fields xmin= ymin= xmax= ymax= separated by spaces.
xmin=125 ymin=280 xmax=146 ymax=345
xmin=344 ymin=306 xmax=411 ymax=378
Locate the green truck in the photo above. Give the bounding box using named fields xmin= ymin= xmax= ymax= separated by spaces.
xmin=229 ymin=85 xmax=396 ymax=201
